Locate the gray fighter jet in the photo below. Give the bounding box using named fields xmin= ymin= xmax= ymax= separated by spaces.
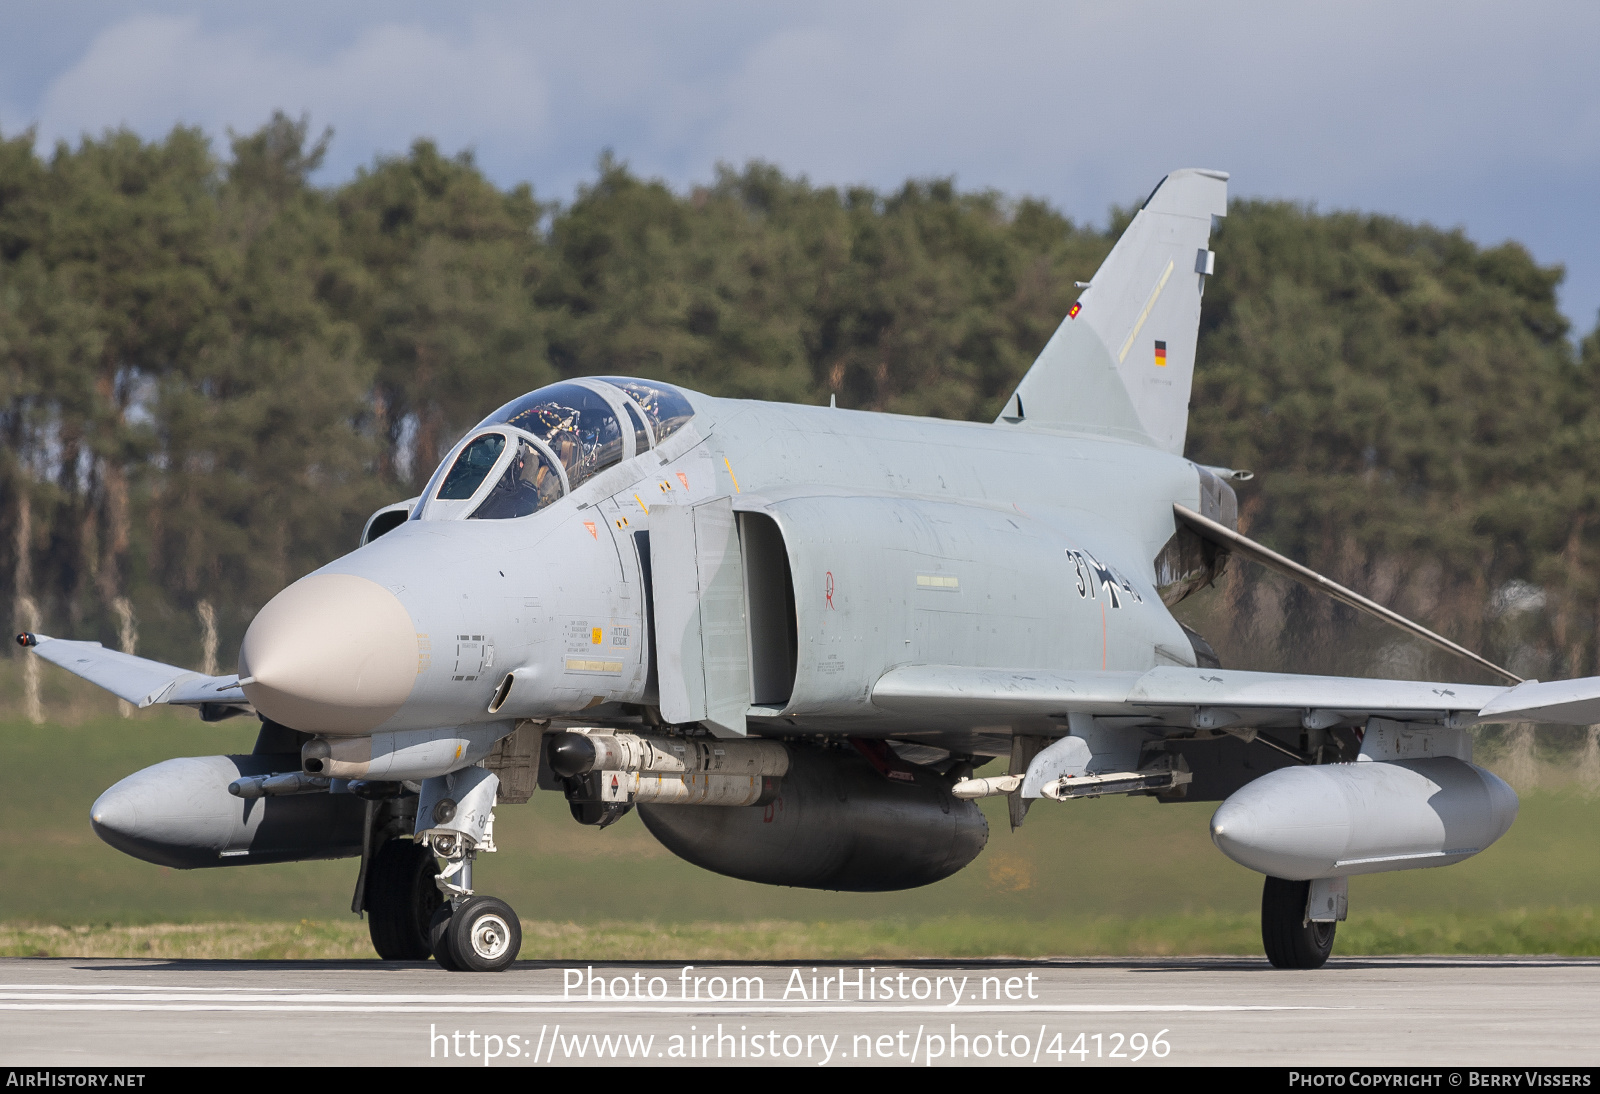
xmin=23 ymin=169 xmax=1596 ymax=972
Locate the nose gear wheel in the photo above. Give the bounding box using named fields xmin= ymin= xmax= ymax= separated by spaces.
xmin=436 ymin=895 xmax=522 ymax=973
xmin=429 ymin=903 xmax=462 ymax=971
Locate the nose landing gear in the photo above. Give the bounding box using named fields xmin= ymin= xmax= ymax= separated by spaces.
xmin=441 ymin=895 xmax=523 ymax=973
xmin=416 ymin=767 xmax=524 ymax=972
xmin=429 ymin=903 xmax=461 ymax=971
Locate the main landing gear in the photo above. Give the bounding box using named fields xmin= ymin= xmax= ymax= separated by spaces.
xmin=415 ymin=767 xmax=523 ymax=973
xmin=1261 ymin=875 xmax=1340 ymax=969
xmin=365 ymin=837 xmax=443 ymax=960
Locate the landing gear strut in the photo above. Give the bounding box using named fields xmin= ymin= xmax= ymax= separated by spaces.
xmin=416 ymin=767 xmax=523 ymax=973
xmin=1261 ymin=876 xmax=1336 ymax=969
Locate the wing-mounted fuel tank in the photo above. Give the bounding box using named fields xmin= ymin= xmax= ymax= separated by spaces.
xmin=1209 ymin=721 xmax=1518 ymax=880
xmin=636 ymin=742 xmax=989 ymax=892
xmin=90 ymin=752 xmax=367 ymax=869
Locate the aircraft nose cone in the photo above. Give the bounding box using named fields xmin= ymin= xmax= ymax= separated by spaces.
xmin=239 ymin=573 xmax=418 ymax=734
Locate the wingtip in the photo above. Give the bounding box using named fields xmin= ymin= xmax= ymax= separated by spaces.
xmin=15 ymin=632 xmax=37 ymax=648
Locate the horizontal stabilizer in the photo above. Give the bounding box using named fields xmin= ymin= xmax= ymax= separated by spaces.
xmin=21 ymin=633 xmax=248 ymax=710
xmin=873 ymin=664 xmax=1507 ymax=727
xmin=1175 ymin=505 xmax=1521 ymax=684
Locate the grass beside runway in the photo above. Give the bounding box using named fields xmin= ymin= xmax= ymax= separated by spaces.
xmin=4 ymin=909 xmax=1600 ymax=960
xmin=0 ymin=920 xmax=377 ymax=960
xmin=2 ymin=709 xmax=1599 ymax=957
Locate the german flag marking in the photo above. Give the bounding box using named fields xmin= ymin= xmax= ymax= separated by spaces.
xmin=1154 ymin=340 xmax=1168 ymax=367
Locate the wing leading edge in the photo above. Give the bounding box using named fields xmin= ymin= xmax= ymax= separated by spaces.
xmin=872 ymin=664 xmax=1600 ymax=727
xmin=26 ymin=635 xmax=1600 ymax=730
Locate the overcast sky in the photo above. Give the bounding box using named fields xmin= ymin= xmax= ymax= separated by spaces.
xmin=5 ymin=1 xmax=1598 ymax=334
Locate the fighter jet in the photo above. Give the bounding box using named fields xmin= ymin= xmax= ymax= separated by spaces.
xmin=22 ymin=168 xmax=1596 ymax=972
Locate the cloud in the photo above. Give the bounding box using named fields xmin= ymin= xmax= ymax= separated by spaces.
xmin=694 ymin=1 xmax=1600 ymax=212
xmin=11 ymin=2 xmax=1600 ymax=321
xmin=34 ymin=14 xmax=549 ymax=171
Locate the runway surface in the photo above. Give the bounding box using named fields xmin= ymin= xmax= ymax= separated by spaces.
xmin=2 ymin=955 xmax=1597 ymax=1067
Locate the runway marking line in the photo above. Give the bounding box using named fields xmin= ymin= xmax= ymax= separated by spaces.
xmin=0 ymin=987 xmax=1336 ymax=1012
xmin=0 ymin=999 xmax=1334 ymax=1015
xmin=0 ymin=984 xmax=305 ymax=992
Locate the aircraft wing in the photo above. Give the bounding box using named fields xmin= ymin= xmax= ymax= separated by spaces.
xmin=1474 ymin=677 xmax=1600 ymax=726
xmin=869 ymin=664 xmax=1599 ymax=726
xmin=22 ymin=633 xmax=249 ymax=711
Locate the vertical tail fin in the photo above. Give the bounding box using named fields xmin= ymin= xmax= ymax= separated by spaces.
xmin=1000 ymin=168 xmax=1227 ymax=454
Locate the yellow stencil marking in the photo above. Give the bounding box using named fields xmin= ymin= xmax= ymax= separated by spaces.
xmin=916 ymin=574 xmax=960 ymax=589
xmin=591 ymin=627 xmax=603 ymax=645
xmin=724 ymin=457 xmax=741 ymax=493
xmin=634 ymin=493 xmax=649 ymax=513
xmin=1118 ymin=258 xmax=1175 ymax=363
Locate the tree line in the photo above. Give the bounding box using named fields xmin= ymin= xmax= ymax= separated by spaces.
xmin=2 ymin=112 xmax=1597 ymax=701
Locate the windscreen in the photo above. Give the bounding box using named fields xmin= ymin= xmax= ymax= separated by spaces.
xmin=470 ymin=438 xmax=564 ymax=520
xmin=437 ymin=433 xmax=506 ymax=500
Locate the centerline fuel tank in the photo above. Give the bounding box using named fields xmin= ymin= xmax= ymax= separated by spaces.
xmin=637 ymin=743 xmax=988 ymax=891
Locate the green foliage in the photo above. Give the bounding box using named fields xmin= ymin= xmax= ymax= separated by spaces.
xmin=337 ymin=137 xmax=552 ymax=490
xmin=1188 ymin=203 xmax=1595 ymax=678
xmin=0 ymin=119 xmax=1595 ymax=678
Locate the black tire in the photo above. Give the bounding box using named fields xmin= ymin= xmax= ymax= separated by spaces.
xmin=1261 ymin=876 xmax=1336 ymax=969
xmin=366 ymin=838 xmax=443 ymax=961
xmin=446 ymin=895 xmax=522 ymax=973
xmin=430 ymin=903 xmax=461 ymax=971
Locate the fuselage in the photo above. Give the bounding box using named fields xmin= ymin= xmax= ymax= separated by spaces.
xmin=237 ymin=381 xmax=1212 ymax=751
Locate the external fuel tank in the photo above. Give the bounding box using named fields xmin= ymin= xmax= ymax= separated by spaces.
xmin=1209 ymin=757 xmax=1518 ymax=880
xmin=638 ymin=743 xmax=988 ymax=891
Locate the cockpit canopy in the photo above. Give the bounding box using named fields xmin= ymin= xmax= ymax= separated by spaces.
xmin=416 ymin=377 xmax=694 ymax=522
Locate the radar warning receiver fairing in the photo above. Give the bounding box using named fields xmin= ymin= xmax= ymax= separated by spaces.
xmin=25 ymin=169 xmax=1600 ymax=972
